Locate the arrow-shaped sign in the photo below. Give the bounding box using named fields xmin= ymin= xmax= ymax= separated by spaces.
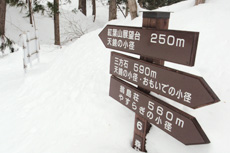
xmin=110 ymin=52 xmax=219 ymax=109
xmin=99 ymin=25 xmax=199 ymax=66
xmin=110 ymin=76 xmax=210 ymax=145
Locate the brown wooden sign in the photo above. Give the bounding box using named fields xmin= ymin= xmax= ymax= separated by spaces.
xmin=110 ymin=52 xmax=219 ymax=109
xmin=99 ymin=25 xmax=199 ymax=66
xmin=109 ymin=76 xmax=210 ymax=145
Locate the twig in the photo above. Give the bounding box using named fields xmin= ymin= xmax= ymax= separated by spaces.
xmin=117 ymin=4 xmax=126 ymax=18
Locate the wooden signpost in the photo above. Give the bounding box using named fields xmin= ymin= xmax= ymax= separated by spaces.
xmin=99 ymin=11 xmax=220 ymax=152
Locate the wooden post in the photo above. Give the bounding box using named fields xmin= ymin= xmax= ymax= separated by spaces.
xmin=35 ymin=29 xmax=40 ymax=62
xmin=22 ymin=33 xmax=28 ymax=72
xmin=26 ymin=31 xmax=32 ymax=67
xmin=132 ymin=12 xmax=170 ymax=152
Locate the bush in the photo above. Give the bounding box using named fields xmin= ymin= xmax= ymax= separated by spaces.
xmin=0 ymin=35 xmax=16 ymax=56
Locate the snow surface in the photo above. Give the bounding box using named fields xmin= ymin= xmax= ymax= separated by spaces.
xmin=1 ymin=0 xmax=230 ymax=153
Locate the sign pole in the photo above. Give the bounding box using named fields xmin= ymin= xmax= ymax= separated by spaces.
xmin=132 ymin=12 xmax=170 ymax=152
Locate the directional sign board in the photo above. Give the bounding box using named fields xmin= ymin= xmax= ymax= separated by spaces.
xmin=110 ymin=52 xmax=219 ymax=109
xmin=110 ymin=76 xmax=210 ymax=145
xmin=99 ymin=25 xmax=199 ymax=66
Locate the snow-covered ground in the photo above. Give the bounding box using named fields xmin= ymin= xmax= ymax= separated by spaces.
xmin=1 ymin=0 xmax=230 ymax=153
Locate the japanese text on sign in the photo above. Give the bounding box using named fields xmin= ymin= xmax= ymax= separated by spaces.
xmin=112 ymin=53 xmax=192 ymax=105
xmin=150 ymin=33 xmax=185 ymax=48
xmin=110 ymin=52 xmax=219 ymax=109
xmin=134 ymin=135 xmax=143 ymax=151
xmin=109 ymin=76 xmax=210 ymax=145
xmin=107 ymin=28 xmax=141 ymax=51
xmin=119 ymin=84 xmax=184 ymax=132
xmin=99 ymin=25 xmax=200 ymax=66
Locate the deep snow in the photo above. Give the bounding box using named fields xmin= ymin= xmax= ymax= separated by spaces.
xmin=1 ymin=0 xmax=230 ymax=153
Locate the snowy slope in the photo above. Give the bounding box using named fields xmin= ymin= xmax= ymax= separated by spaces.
xmin=1 ymin=0 xmax=230 ymax=153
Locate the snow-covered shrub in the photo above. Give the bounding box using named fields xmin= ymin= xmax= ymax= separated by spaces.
xmin=61 ymin=14 xmax=86 ymax=44
xmin=0 ymin=35 xmax=15 ymax=56
xmin=60 ymin=10 xmax=95 ymax=44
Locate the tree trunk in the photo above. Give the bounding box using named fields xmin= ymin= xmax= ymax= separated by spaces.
xmin=78 ymin=0 xmax=82 ymax=10
xmin=125 ymin=2 xmax=128 ymax=17
xmin=195 ymin=0 xmax=205 ymax=5
xmin=79 ymin=0 xmax=86 ymax=15
xmin=54 ymin=0 xmax=60 ymax=45
xmin=0 ymin=0 xmax=6 ymax=35
xmin=28 ymin=0 xmax=33 ymax=25
xmin=138 ymin=0 xmax=144 ymax=8
xmin=109 ymin=0 xmax=117 ymax=21
xmin=92 ymin=0 xmax=96 ymax=22
xmin=128 ymin=0 xmax=138 ymax=20
xmin=82 ymin=0 xmax=86 ymax=15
